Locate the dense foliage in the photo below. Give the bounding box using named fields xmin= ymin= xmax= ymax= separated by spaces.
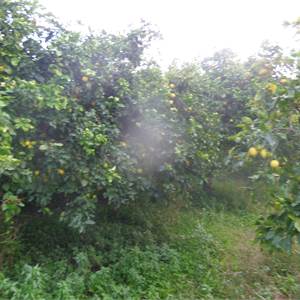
xmin=0 ymin=0 xmax=222 ymax=233
xmin=1 ymin=1 xmax=300 ymax=298
xmin=231 ymin=21 xmax=300 ymax=251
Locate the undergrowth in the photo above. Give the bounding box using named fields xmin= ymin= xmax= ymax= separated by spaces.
xmin=0 ymin=201 xmax=223 ymax=299
xmin=1 ymin=178 xmax=300 ymax=300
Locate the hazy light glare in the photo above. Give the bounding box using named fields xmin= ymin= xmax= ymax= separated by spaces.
xmin=40 ymin=0 xmax=300 ymax=67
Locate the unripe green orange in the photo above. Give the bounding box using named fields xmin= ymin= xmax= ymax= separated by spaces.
xmin=274 ymin=201 xmax=281 ymax=211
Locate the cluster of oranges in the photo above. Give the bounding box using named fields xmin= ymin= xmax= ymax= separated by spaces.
xmin=168 ymin=83 xmax=192 ymax=113
xmin=168 ymin=84 xmax=178 ymax=112
xmin=21 ymin=140 xmax=66 ymax=176
xmin=248 ymin=147 xmax=279 ymax=169
xmin=169 ymin=83 xmax=176 ymax=99
xmin=34 ymin=168 xmax=65 ymax=177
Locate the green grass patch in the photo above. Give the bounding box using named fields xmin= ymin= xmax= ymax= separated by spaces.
xmin=202 ymin=210 xmax=300 ymax=299
xmin=1 ymin=189 xmax=300 ymax=299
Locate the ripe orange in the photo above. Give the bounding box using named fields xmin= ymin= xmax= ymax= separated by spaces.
xmin=280 ymin=78 xmax=288 ymax=84
xmin=57 ymin=168 xmax=65 ymax=176
xmin=248 ymin=147 xmax=258 ymax=157
xmin=270 ymin=160 xmax=279 ymax=168
xmin=260 ymin=149 xmax=268 ymax=159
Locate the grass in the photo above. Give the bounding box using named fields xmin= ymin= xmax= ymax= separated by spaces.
xmin=201 ymin=210 xmax=300 ymax=299
xmin=0 ymin=207 xmax=222 ymax=299
xmin=1 ymin=176 xmax=300 ymax=299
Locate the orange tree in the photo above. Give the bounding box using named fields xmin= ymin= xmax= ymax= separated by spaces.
xmin=166 ymin=51 xmax=257 ymax=193
xmin=0 ymin=0 xmax=223 ymax=232
xmin=200 ymin=49 xmax=256 ymax=140
xmin=231 ymin=21 xmax=300 ymax=251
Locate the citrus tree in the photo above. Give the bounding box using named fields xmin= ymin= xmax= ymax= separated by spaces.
xmin=231 ymin=20 xmax=300 ymax=251
xmin=0 ymin=0 xmax=224 ymax=233
xmin=166 ymin=52 xmax=259 ymax=193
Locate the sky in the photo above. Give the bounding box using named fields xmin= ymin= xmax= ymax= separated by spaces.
xmin=40 ymin=0 xmax=300 ymax=67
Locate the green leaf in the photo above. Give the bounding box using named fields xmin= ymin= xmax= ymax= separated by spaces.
xmin=11 ymin=57 xmax=20 ymax=67
xmin=39 ymin=144 xmax=48 ymax=151
xmin=294 ymin=220 xmax=300 ymax=232
xmin=288 ymin=214 xmax=300 ymax=232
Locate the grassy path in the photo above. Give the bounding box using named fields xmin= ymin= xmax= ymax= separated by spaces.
xmin=200 ymin=211 xmax=300 ymax=299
